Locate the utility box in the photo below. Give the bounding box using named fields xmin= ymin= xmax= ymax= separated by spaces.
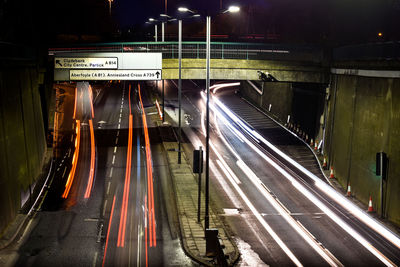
xmin=376 ymin=152 xmax=388 ymax=180
xmin=193 ymin=148 xmax=203 ymax=174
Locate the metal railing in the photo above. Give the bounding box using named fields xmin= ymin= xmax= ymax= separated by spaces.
xmin=333 ymin=41 xmax=400 ymax=61
xmin=49 ymin=42 xmax=325 ymax=63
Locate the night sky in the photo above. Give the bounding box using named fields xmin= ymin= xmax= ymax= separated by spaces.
xmin=1 ymin=0 xmax=399 ymax=45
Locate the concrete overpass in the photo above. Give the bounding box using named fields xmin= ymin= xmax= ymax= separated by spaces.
xmin=50 ymin=41 xmax=328 ymax=83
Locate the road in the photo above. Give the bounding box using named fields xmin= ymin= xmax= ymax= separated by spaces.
xmin=161 ymin=79 xmax=400 ymax=267
xmin=13 ymin=81 xmax=194 ymax=267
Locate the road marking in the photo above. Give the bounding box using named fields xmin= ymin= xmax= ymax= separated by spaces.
xmin=107 ymin=181 xmax=111 ymax=195
xmin=115 ymin=137 xmax=119 ymax=145
xmin=84 ymin=218 xmax=99 ymax=222
xmin=118 ymin=124 xmax=121 ymax=129
xmin=109 ymin=167 xmax=114 ymax=178
xmin=62 ymin=166 xmax=67 ymax=178
xmin=114 ymin=146 xmax=117 ymax=153
xmin=119 ymin=113 xmax=122 ymax=118
xmin=103 ymin=199 xmax=108 ymax=216
xmin=112 ymin=155 xmax=116 ymax=165
xmin=120 ymin=108 xmax=123 ymax=113
xmin=118 ymin=118 xmax=121 ymax=123
xmin=116 ymin=130 xmax=120 ymax=137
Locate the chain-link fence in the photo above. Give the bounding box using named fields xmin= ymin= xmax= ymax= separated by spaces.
xmin=49 ymin=42 xmax=325 ymax=63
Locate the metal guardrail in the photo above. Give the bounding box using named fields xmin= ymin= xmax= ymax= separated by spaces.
xmin=333 ymin=41 xmax=400 ymax=61
xmin=48 ymin=42 xmax=325 ymax=63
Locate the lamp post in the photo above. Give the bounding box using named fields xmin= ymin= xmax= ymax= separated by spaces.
xmin=179 ymin=5 xmax=240 ymax=233
xmin=178 ymin=19 xmax=182 ymax=164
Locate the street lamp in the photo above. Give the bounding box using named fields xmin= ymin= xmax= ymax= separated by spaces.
xmin=107 ymin=0 xmax=113 ymax=17
xmin=174 ymin=9 xmax=200 ymax=164
xmin=146 ymin=18 xmax=159 ymax=42
xmin=179 ymin=4 xmax=240 ymax=234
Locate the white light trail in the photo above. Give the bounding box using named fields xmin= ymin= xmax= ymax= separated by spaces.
xmin=213 ymin=93 xmax=400 ymax=251
xmin=209 ymin=89 xmax=398 ymax=266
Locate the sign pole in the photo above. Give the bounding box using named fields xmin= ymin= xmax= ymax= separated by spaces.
xmin=197 ymin=146 xmax=203 ymax=223
xmin=178 ymin=19 xmax=182 ymax=164
xmin=162 ymin=79 xmax=165 ymax=122
xmin=205 ymin=15 xmax=211 ymax=233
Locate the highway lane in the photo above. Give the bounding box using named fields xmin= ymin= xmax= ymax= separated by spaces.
xmin=214 ymin=87 xmax=400 ymax=266
xmin=13 ymin=81 xmax=194 ymax=267
xmin=14 ymin=82 xmax=104 ymax=266
xmin=162 ymin=79 xmax=400 ymax=266
xmin=98 ymin=81 xmax=194 ymax=267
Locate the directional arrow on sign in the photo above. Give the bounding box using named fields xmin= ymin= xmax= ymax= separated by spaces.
xmin=156 ymin=71 xmax=160 ymax=79
xmin=55 ymin=60 xmax=63 ymax=67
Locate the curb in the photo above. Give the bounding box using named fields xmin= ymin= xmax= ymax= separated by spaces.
xmin=153 ymin=118 xmax=239 ymax=266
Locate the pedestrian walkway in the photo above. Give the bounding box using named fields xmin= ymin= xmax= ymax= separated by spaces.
xmin=145 ymin=104 xmax=239 ymax=266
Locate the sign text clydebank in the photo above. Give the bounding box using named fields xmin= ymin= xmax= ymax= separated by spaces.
xmin=55 ymin=57 xmax=118 ymax=69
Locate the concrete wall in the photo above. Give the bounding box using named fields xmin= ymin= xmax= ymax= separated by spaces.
xmin=241 ymin=81 xmax=325 ymax=140
xmin=162 ymin=59 xmax=328 ymax=83
xmin=325 ymin=75 xmax=400 ymax=225
xmin=0 ymin=66 xmax=47 ymax=234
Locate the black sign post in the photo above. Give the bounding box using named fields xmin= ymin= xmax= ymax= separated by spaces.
xmin=193 ymin=147 xmax=203 ymax=222
xmin=376 ymin=152 xmax=388 ymax=218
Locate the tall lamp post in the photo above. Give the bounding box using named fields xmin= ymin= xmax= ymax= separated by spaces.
xmin=179 ymin=5 xmax=240 ymax=233
xmin=175 ymin=10 xmax=200 ymax=163
xmin=159 ymin=14 xmax=176 ymax=122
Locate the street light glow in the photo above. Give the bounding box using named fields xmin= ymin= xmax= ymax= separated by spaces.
xmin=178 ymin=7 xmax=189 ymax=12
xmin=228 ymin=6 xmax=240 ymax=13
xmin=149 ymin=18 xmax=155 ymax=21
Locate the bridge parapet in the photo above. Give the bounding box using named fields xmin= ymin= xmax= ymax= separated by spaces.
xmin=49 ymin=41 xmax=325 ymax=64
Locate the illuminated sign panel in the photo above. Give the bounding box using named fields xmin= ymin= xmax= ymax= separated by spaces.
xmin=70 ymin=69 xmax=162 ymax=80
xmin=55 ymin=57 xmax=118 ymax=69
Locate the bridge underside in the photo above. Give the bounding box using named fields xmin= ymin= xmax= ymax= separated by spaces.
xmin=162 ymin=59 xmax=328 ymax=83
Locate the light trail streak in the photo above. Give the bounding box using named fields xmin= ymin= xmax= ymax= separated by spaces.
xmin=213 ymin=93 xmax=400 ymax=250
xmin=118 ymin=85 xmax=133 ymax=247
xmin=210 ymin=82 xmax=241 ymax=94
xmin=155 ymin=99 xmax=163 ymax=120
xmin=102 ymin=195 xmax=116 ymax=267
xmin=88 ymin=84 xmax=95 ymax=118
xmin=73 ymin=86 xmax=78 ymax=119
xmin=84 ymin=119 xmax=96 ymax=198
xmin=199 ymin=104 xmax=301 ymax=266
xmin=210 ymin=90 xmax=398 ymax=266
xmin=138 ymin=84 xmax=156 ymax=247
xmin=145 ymin=196 xmax=148 ymax=267
xmin=236 ymin=160 xmax=343 ymax=267
xmin=62 ymin=120 xmax=81 ymax=198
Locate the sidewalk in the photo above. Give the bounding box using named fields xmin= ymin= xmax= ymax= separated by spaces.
xmin=145 ymin=105 xmax=239 ymax=266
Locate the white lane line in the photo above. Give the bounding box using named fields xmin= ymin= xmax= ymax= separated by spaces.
xmin=120 ymin=108 xmax=123 ymax=113
xmin=114 ymin=146 xmax=117 ymax=153
xmin=103 ymin=199 xmax=108 ymax=217
xmin=118 ymin=118 xmax=121 ymax=123
xmin=92 ymin=251 xmax=98 ymax=267
xmin=214 ymin=157 xmax=303 ymax=266
xmin=116 ymin=130 xmax=120 ymax=137
xmin=119 ymin=113 xmax=122 ymax=118
xmin=107 ymin=181 xmax=111 ymax=195
xmin=115 ymin=137 xmax=119 ymax=145
xmin=62 ymin=166 xmax=67 ymax=178
xmin=109 ymin=167 xmax=114 ymax=178
xmin=112 ymin=155 xmax=116 ymax=165
xmin=118 ymin=124 xmax=121 ymax=129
